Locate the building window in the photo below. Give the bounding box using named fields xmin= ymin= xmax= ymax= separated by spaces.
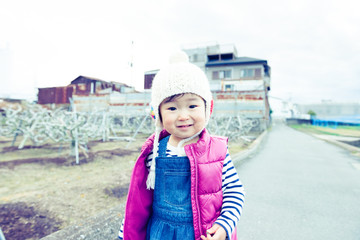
xmin=255 ymin=68 xmax=262 ymax=78
xmin=212 ymin=70 xmax=232 ymax=80
xmin=78 ymin=83 xmax=87 ymax=91
xmin=225 ymin=84 xmax=234 ymax=91
xmin=240 ymin=69 xmax=254 ymax=78
xmin=212 ymin=71 xmax=219 ymax=79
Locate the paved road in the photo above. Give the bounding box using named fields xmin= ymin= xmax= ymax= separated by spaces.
xmin=236 ymin=123 xmax=360 ymax=240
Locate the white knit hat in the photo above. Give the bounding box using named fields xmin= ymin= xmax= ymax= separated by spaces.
xmin=146 ymin=50 xmax=213 ymax=189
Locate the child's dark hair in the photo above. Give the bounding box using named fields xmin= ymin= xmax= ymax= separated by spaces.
xmin=163 ymin=93 xmax=185 ymax=104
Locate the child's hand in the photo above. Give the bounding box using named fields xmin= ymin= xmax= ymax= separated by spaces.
xmin=200 ymin=224 xmax=227 ymax=240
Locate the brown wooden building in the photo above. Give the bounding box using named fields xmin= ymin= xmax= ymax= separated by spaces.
xmin=38 ymin=75 xmax=135 ymax=108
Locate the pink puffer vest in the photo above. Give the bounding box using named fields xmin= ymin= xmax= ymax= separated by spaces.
xmin=123 ymin=129 xmax=237 ymax=240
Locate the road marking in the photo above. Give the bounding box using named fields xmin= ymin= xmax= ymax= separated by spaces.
xmin=352 ymin=163 xmax=360 ymax=170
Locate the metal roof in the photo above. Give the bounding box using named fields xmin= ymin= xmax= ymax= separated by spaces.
xmin=144 ymin=69 xmax=160 ymax=75
xmin=70 ymin=75 xmax=109 ymax=85
xmin=205 ymin=57 xmax=268 ymax=67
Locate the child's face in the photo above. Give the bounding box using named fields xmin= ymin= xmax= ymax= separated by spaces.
xmin=159 ymin=93 xmax=206 ymax=146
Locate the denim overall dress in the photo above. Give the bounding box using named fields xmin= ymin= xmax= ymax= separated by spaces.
xmin=146 ymin=136 xmax=195 ymax=240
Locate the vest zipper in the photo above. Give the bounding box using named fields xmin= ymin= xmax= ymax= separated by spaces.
xmin=191 ymin=146 xmax=203 ymax=237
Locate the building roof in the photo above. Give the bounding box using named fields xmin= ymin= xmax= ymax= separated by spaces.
xmin=205 ymin=57 xmax=268 ymax=67
xmin=70 ymin=75 xmax=109 ymax=85
xmin=144 ymin=69 xmax=160 ymax=75
xmin=110 ymin=81 xmax=133 ymax=88
xmin=70 ymin=75 xmax=131 ymax=88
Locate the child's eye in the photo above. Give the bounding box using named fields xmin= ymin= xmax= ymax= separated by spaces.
xmin=189 ymin=105 xmax=197 ymax=109
xmin=167 ymin=107 xmax=176 ymax=111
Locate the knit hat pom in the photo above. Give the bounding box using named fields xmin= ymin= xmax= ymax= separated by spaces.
xmin=169 ymin=50 xmax=189 ymax=64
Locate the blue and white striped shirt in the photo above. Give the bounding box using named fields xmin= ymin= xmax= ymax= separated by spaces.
xmin=118 ymin=144 xmax=245 ymax=239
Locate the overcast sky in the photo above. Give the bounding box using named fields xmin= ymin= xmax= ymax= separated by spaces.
xmin=1 ymin=0 xmax=359 ymax=105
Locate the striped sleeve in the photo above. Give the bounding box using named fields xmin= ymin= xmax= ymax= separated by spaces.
xmin=215 ymin=148 xmax=245 ymax=239
xmin=146 ymin=151 xmax=153 ymax=169
xmin=118 ymin=218 xmax=124 ymax=239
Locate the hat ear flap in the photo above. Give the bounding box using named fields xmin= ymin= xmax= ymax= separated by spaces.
xmin=210 ymin=99 xmax=214 ymax=116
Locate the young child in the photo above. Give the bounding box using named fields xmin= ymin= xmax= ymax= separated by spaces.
xmin=118 ymin=51 xmax=245 ymax=240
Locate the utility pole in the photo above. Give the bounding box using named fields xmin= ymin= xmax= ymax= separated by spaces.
xmin=130 ymin=41 xmax=134 ymax=85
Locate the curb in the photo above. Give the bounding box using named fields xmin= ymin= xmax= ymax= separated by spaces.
xmin=311 ymin=134 xmax=360 ymax=156
xmin=232 ymin=130 xmax=268 ymax=163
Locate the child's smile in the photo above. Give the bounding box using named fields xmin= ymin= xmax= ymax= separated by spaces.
xmin=177 ymin=124 xmax=193 ymax=128
xmin=159 ymin=93 xmax=206 ymax=147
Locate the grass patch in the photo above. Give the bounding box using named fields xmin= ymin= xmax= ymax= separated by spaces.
xmin=228 ymin=142 xmax=246 ymax=156
xmin=289 ymin=124 xmax=360 ymax=137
